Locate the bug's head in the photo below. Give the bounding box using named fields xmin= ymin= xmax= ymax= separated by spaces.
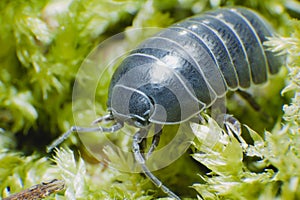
xmin=109 ymin=85 xmax=154 ymax=128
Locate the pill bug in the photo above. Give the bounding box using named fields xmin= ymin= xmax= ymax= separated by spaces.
xmin=48 ymin=7 xmax=284 ymax=199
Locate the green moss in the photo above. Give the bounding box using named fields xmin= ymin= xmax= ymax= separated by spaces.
xmin=0 ymin=149 xmax=59 ymax=198
xmin=0 ymin=0 xmax=299 ymax=199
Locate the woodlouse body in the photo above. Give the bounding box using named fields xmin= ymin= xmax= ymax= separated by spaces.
xmin=108 ymin=7 xmax=283 ymax=126
xmin=48 ymin=7 xmax=284 ymax=199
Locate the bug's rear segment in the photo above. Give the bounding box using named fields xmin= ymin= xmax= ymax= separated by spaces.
xmin=234 ymin=8 xmax=283 ymax=75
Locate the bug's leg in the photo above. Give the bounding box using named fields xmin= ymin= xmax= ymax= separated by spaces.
xmin=223 ymin=114 xmax=241 ymax=135
xmin=223 ymin=114 xmax=248 ymax=149
xmin=146 ymin=124 xmax=162 ymax=159
xmin=237 ymin=90 xmax=261 ymax=111
xmin=47 ymin=122 xmax=123 ymax=152
xmin=197 ymin=114 xmax=206 ymax=124
xmin=237 ymin=90 xmax=272 ymax=122
xmin=140 ymin=137 xmax=147 ymax=155
xmin=133 ymin=129 xmax=180 ymax=200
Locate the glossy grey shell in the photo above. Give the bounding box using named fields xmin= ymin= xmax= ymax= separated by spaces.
xmin=107 ymin=7 xmax=283 ymax=124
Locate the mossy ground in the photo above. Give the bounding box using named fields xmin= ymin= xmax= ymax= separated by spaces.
xmin=0 ymin=0 xmax=299 ymax=199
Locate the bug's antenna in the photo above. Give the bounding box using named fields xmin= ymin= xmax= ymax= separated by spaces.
xmin=46 ymin=128 xmax=73 ymax=152
xmin=46 ymin=114 xmax=122 ymax=153
xmin=91 ymin=114 xmax=114 ymax=125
